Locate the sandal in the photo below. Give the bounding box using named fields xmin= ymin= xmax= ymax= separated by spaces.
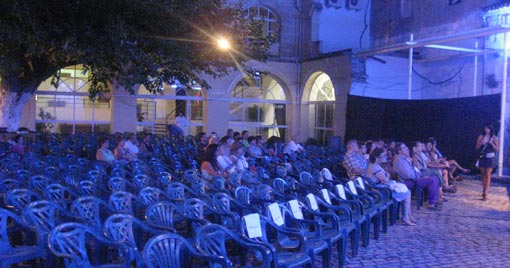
xmin=402 ymin=220 xmax=417 ymax=226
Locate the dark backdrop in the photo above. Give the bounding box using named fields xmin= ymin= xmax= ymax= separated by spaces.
xmin=345 ymin=94 xmax=501 ymax=168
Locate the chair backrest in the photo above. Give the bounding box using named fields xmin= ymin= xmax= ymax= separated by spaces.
xmin=0 ymin=208 xmax=33 ymax=249
xmin=157 ymin=171 xmax=172 ymax=187
xmin=145 ymin=202 xmax=182 ymax=232
xmin=71 ymin=196 xmax=111 ymax=230
xmin=44 ymin=166 xmax=60 ymax=180
xmin=234 ymin=186 xmax=252 ymax=205
xmin=108 ymin=176 xmax=129 ymax=192
xmin=299 ymin=171 xmax=315 ymax=186
xmin=133 ymin=174 xmax=151 ymax=191
xmin=5 ymin=188 xmax=42 ymax=212
xmin=138 ymin=187 xmax=168 ymax=206
xmin=87 ymin=169 xmax=106 ymax=184
xmin=108 ymin=191 xmax=136 ymax=215
xmin=23 ymin=200 xmax=69 ymax=234
xmin=44 ymin=183 xmax=78 ymax=206
xmin=212 ymin=192 xmax=232 ymax=213
xmin=14 ymin=169 xmax=31 ymax=184
xmin=29 ymin=174 xmax=51 ymax=192
xmin=0 ymin=179 xmax=21 ymax=194
xmin=144 ymin=232 xmax=222 ymax=268
xmin=355 ymin=177 xmax=366 ymax=190
xmin=273 ymin=178 xmax=288 ymax=193
xmin=266 ymin=202 xmax=285 ymax=226
xmin=48 ymin=222 xmax=134 ymax=268
xmin=240 ymin=213 xmax=268 ymax=243
xmin=62 ymin=172 xmax=81 ymax=187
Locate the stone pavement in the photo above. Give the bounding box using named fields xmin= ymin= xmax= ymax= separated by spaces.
xmin=324 ymin=177 xmax=510 ymax=268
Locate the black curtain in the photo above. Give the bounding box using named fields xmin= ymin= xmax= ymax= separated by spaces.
xmin=345 ymin=94 xmax=501 ymax=168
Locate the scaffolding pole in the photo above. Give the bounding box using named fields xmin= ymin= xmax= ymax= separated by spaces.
xmin=499 ymin=32 xmax=508 ymax=177
xmin=408 ymin=34 xmax=414 ymax=100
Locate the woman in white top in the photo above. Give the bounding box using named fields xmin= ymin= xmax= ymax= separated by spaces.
xmin=367 ymin=148 xmax=416 ymax=226
xmin=229 ymin=141 xmax=249 ymax=173
xmin=96 ymin=137 xmax=115 ymax=162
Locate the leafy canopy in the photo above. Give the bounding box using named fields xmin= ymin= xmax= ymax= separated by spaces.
xmin=0 ymin=0 xmax=275 ymax=99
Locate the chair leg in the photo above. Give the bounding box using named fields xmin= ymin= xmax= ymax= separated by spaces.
xmin=350 ymin=229 xmax=359 ymax=257
xmin=373 ymin=214 xmax=381 ymax=240
xmin=361 ymin=221 xmax=370 ymax=247
xmin=338 ymin=240 xmax=346 ymax=268
xmin=381 ymin=209 xmax=388 ymax=233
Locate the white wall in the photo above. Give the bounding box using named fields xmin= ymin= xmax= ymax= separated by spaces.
xmin=316 ymin=0 xmax=370 ymax=53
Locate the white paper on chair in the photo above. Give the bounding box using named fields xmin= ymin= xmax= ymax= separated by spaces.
xmin=336 ymin=184 xmax=347 ymax=200
xmin=355 ymin=177 xmax=366 ymax=190
xmin=306 ymin=193 xmax=318 ymax=210
xmin=243 ymin=213 xmax=262 ymax=238
xmin=268 ymin=202 xmax=284 ymax=226
xmin=321 ymin=189 xmax=332 ymax=205
xmin=288 ymin=199 xmax=304 ymax=219
xmin=347 ymin=181 xmax=358 ymax=195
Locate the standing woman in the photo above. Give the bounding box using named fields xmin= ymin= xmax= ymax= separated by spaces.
xmin=476 ymin=124 xmax=498 ymax=201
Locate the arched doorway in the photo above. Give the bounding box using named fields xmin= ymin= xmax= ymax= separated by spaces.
xmin=303 ymin=72 xmax=336 ymax=144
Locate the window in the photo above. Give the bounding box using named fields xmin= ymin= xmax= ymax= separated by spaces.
xmin=35 ymin=65 xmax=112 ymax=133
xmin=245 ymin=6 xmax=278 ymax=38
xmin=229 ymin=73 xmax=288 ymax=138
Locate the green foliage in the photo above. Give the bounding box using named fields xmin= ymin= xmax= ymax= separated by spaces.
xmin=0 ymin=0 xmax=275 ymax=98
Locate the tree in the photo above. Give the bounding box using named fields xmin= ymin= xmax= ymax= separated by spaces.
xmin=0 ymin=0 xmax=275 ymax=131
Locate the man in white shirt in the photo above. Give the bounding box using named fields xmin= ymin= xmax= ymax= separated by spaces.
xmin=283 ymin=134 xmax=305 ymax=155
xmin=124 ymin=134 xmax=140 ymax=155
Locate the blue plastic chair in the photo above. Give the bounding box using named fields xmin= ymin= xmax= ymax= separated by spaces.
xmin=143 ymin=232 xmax=229 ymax=268
xmin=28 ymin=175 xmax=51 ymax=192
xmin=145 ymin=201 xmax=184 ymax=233
xmin=266 ymin=202 xmax=330 ymax=268
xmin=138 ymin=187 xmax=170 ymax=207
xmin=104 ymin=214 xmax=164 ymax=268
xmin=240 ymin=213 xmax=313 ymax=268
xmin=23 ymin=200 xmax=75 ymax=266
xmin=0 ymin=208 xmax=44 ymax=268
xmin=108 ymin=191 xmax=142 ymax=216
xmin=5 ymin=188 xmax=42 ymax=213
xmin=196 ymin=224 xmax=271 ymax=268
xmin=44 ymin=183 xmax=79 ymax=208
xmin=48 ymin=222 xmax=134 ymax=268
xmin=71 ymin=196 xmax=114 ymax=231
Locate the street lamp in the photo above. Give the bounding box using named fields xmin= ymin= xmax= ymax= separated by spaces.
xmin=217 ymin=37 xmax=231 ymax=50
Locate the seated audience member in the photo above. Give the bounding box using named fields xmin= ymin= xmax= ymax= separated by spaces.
xmin=224 ymin=128 xmax=235 ymax=146
xmin=413 ymin=141 xmax=456 ymax=194
xmin=342 ymin=139 xmax=368 ymax=179
xmin=96 ymin=137 xmax=115 ymax=162
xmin=367 ymin=148 xmax=416 ymax=226
xmin=196 ymin=132 xmax=208 ymax=161
xmin=241 ymin=130 xmax=250 ymax=148
xmin=209 ymin=132 xmax=219 ymax=145
xmin=201 ymin=144 xmax=226 ymax=179
xmin=10 ymin=134 xmax=26 ymax=156
xmin=393 ymin=142 xmax=441 ymax=210
xmin=247 ymin=136 xmax=264 ymax=160
xmin=216 ymin=140 xmax=236 ymax=174
xmin=427 ymin=137 xmax=470 ymax=178
xmin=124 ymin=134 xmax=140 ymax=155
xmin=386 ymin=140 xmax=397 ymax=160
xmin=283 ymin=134 xmax=305 ymax=155
xmin=359 ymin=141 xmax=369 ymax=160
xmin=115 ymin=138 xmax=137 ymax=162
xmin=255 ymin=135 xmax=270 ymax=155
xmin=139 ymin=134 xmax=154 ymax=154
xmin=230 ymin=141 xmax=249 ymax=173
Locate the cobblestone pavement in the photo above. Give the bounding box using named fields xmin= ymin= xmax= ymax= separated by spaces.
xmin=322 ymin=178 xmax=510 ymax=268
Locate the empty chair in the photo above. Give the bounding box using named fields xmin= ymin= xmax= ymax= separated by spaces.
xmin=145 ymin=201 xmax=184 ymax=233
xmin=0 ymin=208 xmax=44 ymax=267
xmin=132 ymin=174 xmax=152 ymax=192
xmin=108 ymin=191 xmax=142 ymax=216
xmin=265 ymin=202 xmax=329 ymax=268
xmin=28 ymin=175 xmax=51 ymax=192
xmin=196 ymin=224 xmax=270 ymax=267
xmin=143 ymin=232 xmax=229 ymax=268
xmin=71 ymin=196 xmax=114 ymax=231
xmin=44 ymin=183 xmax=79 ymax=208
xmin=5 ymin=188 xmax=42 ymax=213
xmin=240 ymin=213 xmax=312 ymax=268
xmin=87 ymin=169 xmax=106 ymax=184
xmin=23 ymin=200 xmax=75 ymax=266
xmin=104 ymin=214 xmax=164 ymax=268
xmin=211 ymin=193 xmax=241 ymax=231
xmin=138 ymin=187 xmax=170 ymax=207
xmin=108 ymin=176 xmax=134 ymax=192
xmin=48 ymin=222 xmax=134 ymax=268
xmin=77 ymin=180 xmax=108 ymax=198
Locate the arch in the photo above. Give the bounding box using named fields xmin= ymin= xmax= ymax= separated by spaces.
xmin=227 ymin=71 xmax=291 ymax=139
xmin=302 ymin=71 xmax=336 ymax=144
